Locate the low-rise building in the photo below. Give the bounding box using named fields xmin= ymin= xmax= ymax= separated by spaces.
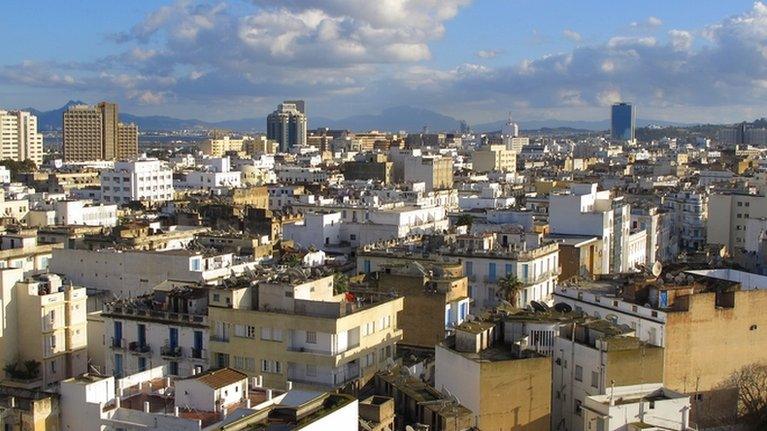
xmin=208 ymin=269 xmax=404 ymax=392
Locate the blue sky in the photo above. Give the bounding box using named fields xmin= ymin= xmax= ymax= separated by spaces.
xmin=1 ymin=0 xmax=766 ymax=124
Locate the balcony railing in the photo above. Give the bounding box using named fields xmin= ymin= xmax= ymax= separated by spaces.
xmin=190 ymin=348 xmax=208 ymax=361
xmin=128 ymin=341 xmax=151 ymax=356
xmin=160 ymin=345 xmax=182 ymax=358
xmin=111 ymin=337 xmax=127 ymax=350
xmin=104 ymin=304 xmax=208 ymax=326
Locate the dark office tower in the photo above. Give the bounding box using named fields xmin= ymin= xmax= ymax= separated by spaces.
xmin=266 ymin=101 xmax=307 ymax=152
xmin=63 ymin=101 xmax=138 ymax=161
xmin=611 ymin=102 xmax=636 ymax=141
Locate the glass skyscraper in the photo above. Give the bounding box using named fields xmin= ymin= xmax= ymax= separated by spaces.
xmin=611 ymin=102 xmax=636 ymax=141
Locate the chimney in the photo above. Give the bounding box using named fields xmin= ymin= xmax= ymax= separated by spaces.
xmin=266 ymin=389 xmax=273 ymax=400
xmin=174 ymin=406 xmax=180 ymax=417
xmin=221 ymin=406 xmax=228 ymax=419
xmin=143 ymin=401 xmax=150 ymax=413
xmin=258 ymin=375 xmax=263 ymax=387
xmin=165 ymin=377 xmax=171 ymax=387
xmin=115 ymin=397 xmax=121 ymax=408
xmin=192 ymin=368 xmax=197 ymax=376
xmin=246 ymin=398 xmax=252 ymax=408
xmin=8 ymin=397 xmax=15 ymax=408
xmin=286 ymin=381 xmax=293 ymax=390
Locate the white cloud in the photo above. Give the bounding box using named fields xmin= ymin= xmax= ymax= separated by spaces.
xmin=563 ymin=29 xmax=582 ymax=42
xmin=476 ymin=49 xmax=501 ymax=59
xmin=668 ymin=29 xmax=694 ymax=51
xmin=631 ymin=16 xmax=663 ymax=28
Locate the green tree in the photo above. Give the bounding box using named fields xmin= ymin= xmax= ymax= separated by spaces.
xmin=496 ymin=274 xmax=523 ymax=307
xmin=334 ymin=273 xmax=349 ymax=294
xmin=456 ymin=214 xmax=474 ymax=228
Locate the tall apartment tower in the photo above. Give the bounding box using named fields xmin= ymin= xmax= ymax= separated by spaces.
xmin=610 ymin=102 xmax=636 ymax=141
xmin=0 ymin=110 xmax=44 ymax=165
xmin=266 ymin=101 xmax=307 ymax=152
xmin=63 ymin=102 xmax=139 ymax=161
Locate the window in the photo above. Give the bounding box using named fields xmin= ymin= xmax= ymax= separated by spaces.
xmin=591 ymin=371 xmax=599 ymax=388
xmin=306 ymin=364 xmax=317 ymax=377
xmin=306 ymin=331 xmax=317 ymax=344
xmin=575 ymin=365 xmax=583 ymax=382
xmin=574 ymin=399 xmax=582 ymax=416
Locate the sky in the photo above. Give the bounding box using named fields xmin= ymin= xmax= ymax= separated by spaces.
xmin=1 ymin=0 xmax=766 ymax=124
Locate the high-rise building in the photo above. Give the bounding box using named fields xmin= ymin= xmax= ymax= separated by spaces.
xmin=0 ymin=110 xmax=44 ymax=165
xmin=116 ymin=122 xmax=139 ymax=159
xmin=266 ymin=101 xmax=307 ymax=152
xmin=63 ymin=102 xmax=139 ymax=161
xmin=611 ymin=102 xmax=636 ymax=141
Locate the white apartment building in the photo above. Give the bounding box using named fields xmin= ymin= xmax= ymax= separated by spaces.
xmin=26 ymin=199 xmax=118 ymax=227
xmin=0 ymin=110 xmax=43 ymax=166
xmin=49 ymin=248 xmax=259 ymax=298
xmin=458 ymin=183 xmax=516 ymax=210
xmin=275 ymin=166 xmax=330 ymax=184
xmin=0 ymin=270 xmax=87 ymax=389
xmin=582 ymin=385 xmax=694 ymax=431
xmin=176 ymin=156 xmax=242 ymax=190
xmin=707 ymin=190 xmax=766 ymax=252
xmin=102 ymin=284 xmax=209 ymax=378
xmin=282 ymin=211 xmax=342 ymax=250
xmin=100 ymin=158 xmax=174 ymax=204
xmin=664 ymin=190 xmax=707 ymax=251
xmin=549 ymin=184 xmax=632 ymax=273
xmin=0 ymin=166 xmax=11 ymax=184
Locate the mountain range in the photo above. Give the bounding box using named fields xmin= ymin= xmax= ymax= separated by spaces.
xmin=24 ymin=100 xmax=693 ymax=133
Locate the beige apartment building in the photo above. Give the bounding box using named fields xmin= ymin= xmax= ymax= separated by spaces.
xmin=208 ymin=272 xmax=404 ymax=392
xmin=63 ymin=102 xmax=138 ymax=161
xmin=472 ymin=144 xmax=517 ymax=174
xmin=0 ymin=270 xmax=87 ymax=389
xmin=0 ymin=110 xmax=43 ymax=166
xmin=201 ymin=136 xmax=244 ymax=157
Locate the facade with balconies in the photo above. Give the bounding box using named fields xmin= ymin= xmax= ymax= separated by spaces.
xmin=207 ymin=270 xmax=403 ymax=392
xmin=102 ymin=282 xmax=209 ymax=378
xmin=2 ymin=271 xmax=87 ymax=389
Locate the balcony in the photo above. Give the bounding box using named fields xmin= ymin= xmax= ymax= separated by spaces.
xmin=111 ymin=337 xmax=127 ymax=350
xmin=160 ymin=345 xmax=182 ymax=359
xmin=128 ymin=342 xmax=152 ymax=357
xmin=190 ymin=348 xmax=208 ymax=362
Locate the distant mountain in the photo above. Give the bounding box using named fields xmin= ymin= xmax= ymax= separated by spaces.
xmin=21 ymin=101 xmax=696 ymax=133
xmin=312 ymin=106 xmax=462 ymax=132
xmin=24 ymin=100 xmax=85 ymax=131
xmin=473 ymin=118 xmax=694 ymax=133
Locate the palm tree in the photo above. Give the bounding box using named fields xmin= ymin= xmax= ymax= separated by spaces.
xmin=497 ymin=274 xmax=523 ymax=307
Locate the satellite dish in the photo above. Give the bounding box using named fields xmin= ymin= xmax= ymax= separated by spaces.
xmin=530 ymin=301 xmax=547 ymax=312
xmin=651 ymin=261 xmax=663 ymax=277
xmin=553 ymin=302 xmax=573 ymax=313
xmin=406 ymin=427 xmax=416 ymax=431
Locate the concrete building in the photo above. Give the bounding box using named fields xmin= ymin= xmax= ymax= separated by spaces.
xmin=0 ymin=110 xmax=43 ymax=166
xmin=100 ymin=158 xmax=174 ymax=204
xmin=550 ymin=184 xmax=632 ymax=273
xmin=60 ymin=366 xmax=361 ymax=431
xmin=200 ymin=136 xmax=244 ymax=157
xmin=27 ymin=199 xmax=118 ymax=228
xmin=0 ymin=270 xmax=87 ymax=389
xmin=116 ymin=122 xmax=139 ymax=160
xmin=554 ymin=268 xmax=767 ymax=426
xmin=49 ymin=247 xmax=258 ymax=298
xmin=404 ymin=155 xmax=453 ymax=191
xmin=472 ymin=144 xmax=517 ymax=174
xmin=552 ymin=320 xmax=664 ymax=431
xmin=102 ymin=283 xmax=209 ymax=378
xmin=343 ymin=153 xmax=393 ymax=184
xmin=0 ymin=388 xmax=60 ymax=431
xmin=706 ymin=189 xmax=766 ymax=252
xmin=267 ymin=102 xmax=307 ymax=152
xmin=207 ymin=270 xmax=404 ymax=391
xmin=435 ymin=320 xmax=552 ymax=430
xmin=664 ymin=191 xmax=707 ymax=251
xmin=357 ymin=260 xmax=470 ymax=348
xmin=282 ymin=211 xmax=342 ymax=251
xmin=63 ymin=102 xmax=138 ymax=161
xmin=582 ymin=385 xmax=694 ymax=431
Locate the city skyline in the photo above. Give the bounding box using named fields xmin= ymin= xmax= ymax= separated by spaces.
xmin=1 ymin=0 xmax=767 ymax=124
